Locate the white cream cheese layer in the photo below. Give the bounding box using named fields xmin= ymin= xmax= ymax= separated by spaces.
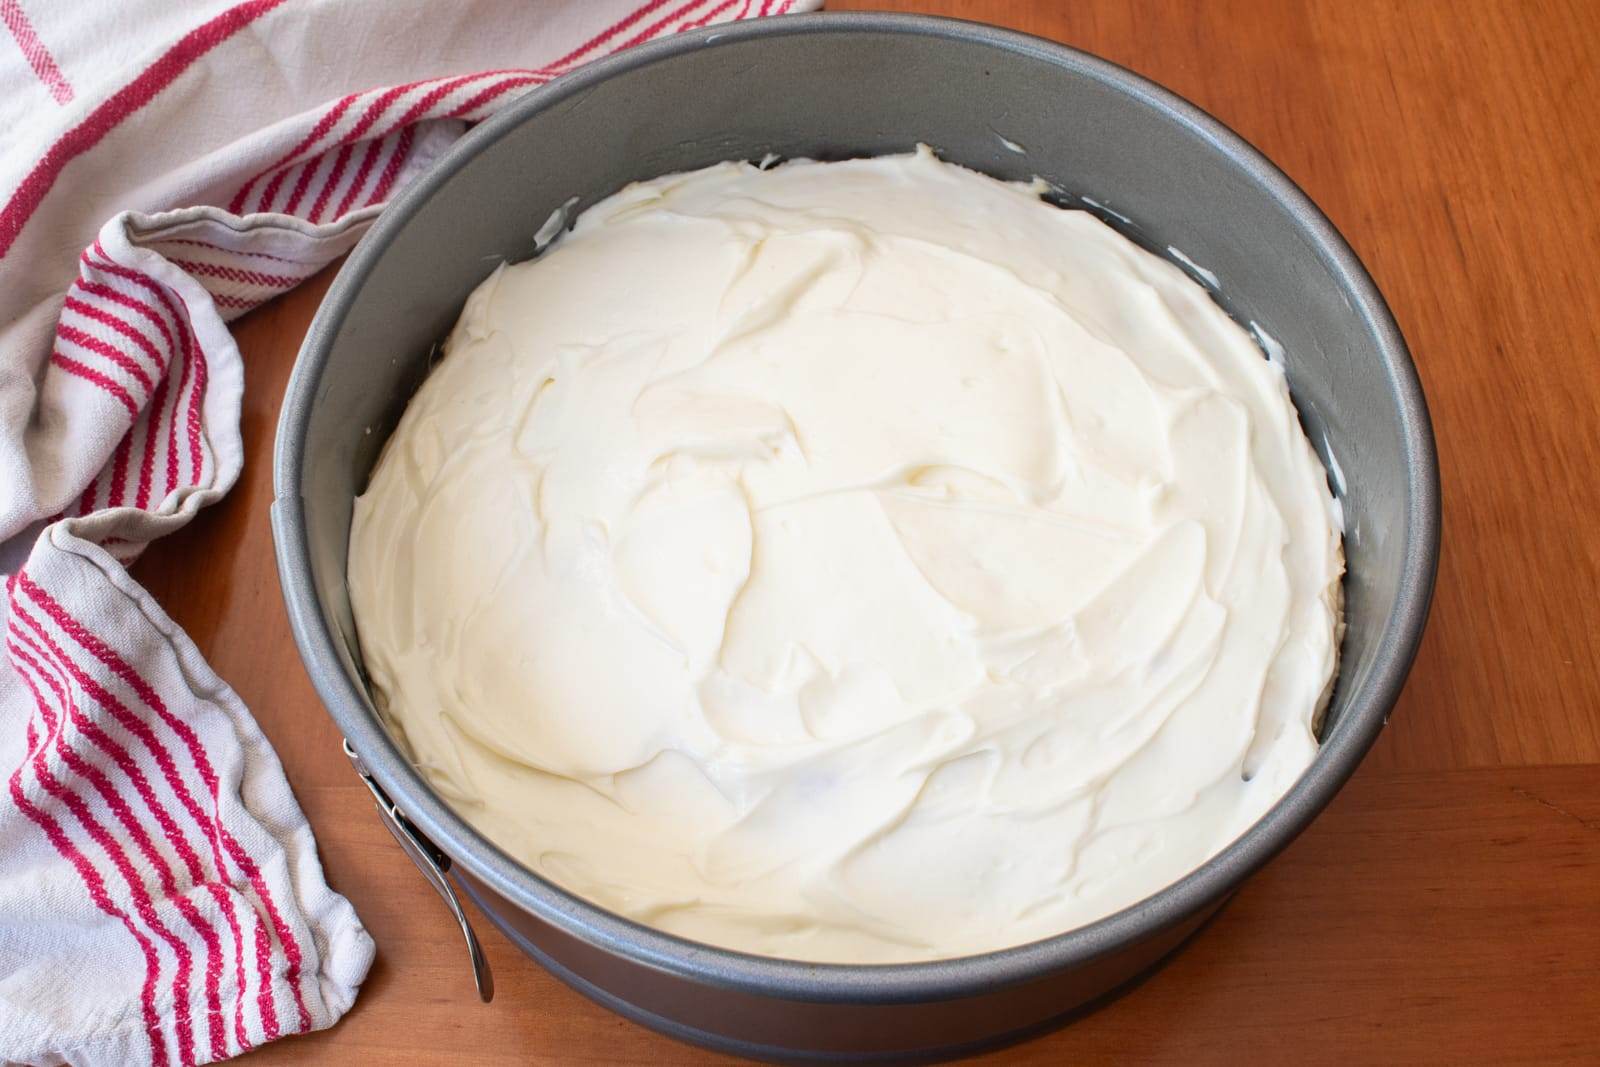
xmin=349 ymin=148 xmax=1344 ymax=963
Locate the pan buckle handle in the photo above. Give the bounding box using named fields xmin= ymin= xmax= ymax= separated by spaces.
xmin=342 ymin=738 xmax=494 ymax=1002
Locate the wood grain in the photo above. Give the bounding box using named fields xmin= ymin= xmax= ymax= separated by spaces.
xmin=131 ymin=1 xmax=1600 ymax=1062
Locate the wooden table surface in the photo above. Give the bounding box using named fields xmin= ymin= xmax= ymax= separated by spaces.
xmin=134 ymin=1 xmax=1600 ymax=1063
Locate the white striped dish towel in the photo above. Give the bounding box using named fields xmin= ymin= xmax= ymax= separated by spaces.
xmin=0 ymin=2 xmax=818 ymax=1065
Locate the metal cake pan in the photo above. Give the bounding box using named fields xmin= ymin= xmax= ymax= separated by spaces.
xmin=271 ymin=12 xmax=1440 ymax=1061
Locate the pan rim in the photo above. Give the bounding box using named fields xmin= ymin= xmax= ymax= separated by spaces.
xmin=271 ymin=10 xmax=1440 ymax=1005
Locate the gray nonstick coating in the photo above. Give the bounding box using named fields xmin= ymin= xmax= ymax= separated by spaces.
xmin=271 ymin=12 xmax=1440 ymax=1061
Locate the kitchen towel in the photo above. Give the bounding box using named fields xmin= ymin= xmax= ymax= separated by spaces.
xmin=0 ymin=2 xmax=817 ymax=1065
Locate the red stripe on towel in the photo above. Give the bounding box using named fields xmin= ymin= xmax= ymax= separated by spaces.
xmin=0 ymin=0 xmax=289 ymax=257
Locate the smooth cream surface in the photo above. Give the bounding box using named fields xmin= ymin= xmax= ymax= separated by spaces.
xmin=349 ymin=148 xmax=1344 ymax=963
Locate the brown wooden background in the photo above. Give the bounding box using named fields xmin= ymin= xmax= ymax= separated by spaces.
xmin=134 ymin=1 xmax=1600 ymax=1063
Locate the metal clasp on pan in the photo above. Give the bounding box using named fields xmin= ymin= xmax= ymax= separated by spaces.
xmin=342 ymin=738 xmax=494 ymax=1002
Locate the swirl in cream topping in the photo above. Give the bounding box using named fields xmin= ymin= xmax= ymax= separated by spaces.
xmin=349 ymin=147 xmax=1344 ymax=963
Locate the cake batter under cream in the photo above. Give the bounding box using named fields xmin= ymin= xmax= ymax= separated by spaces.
xmin=349 ymin=147 xmax=1344 ymax=963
